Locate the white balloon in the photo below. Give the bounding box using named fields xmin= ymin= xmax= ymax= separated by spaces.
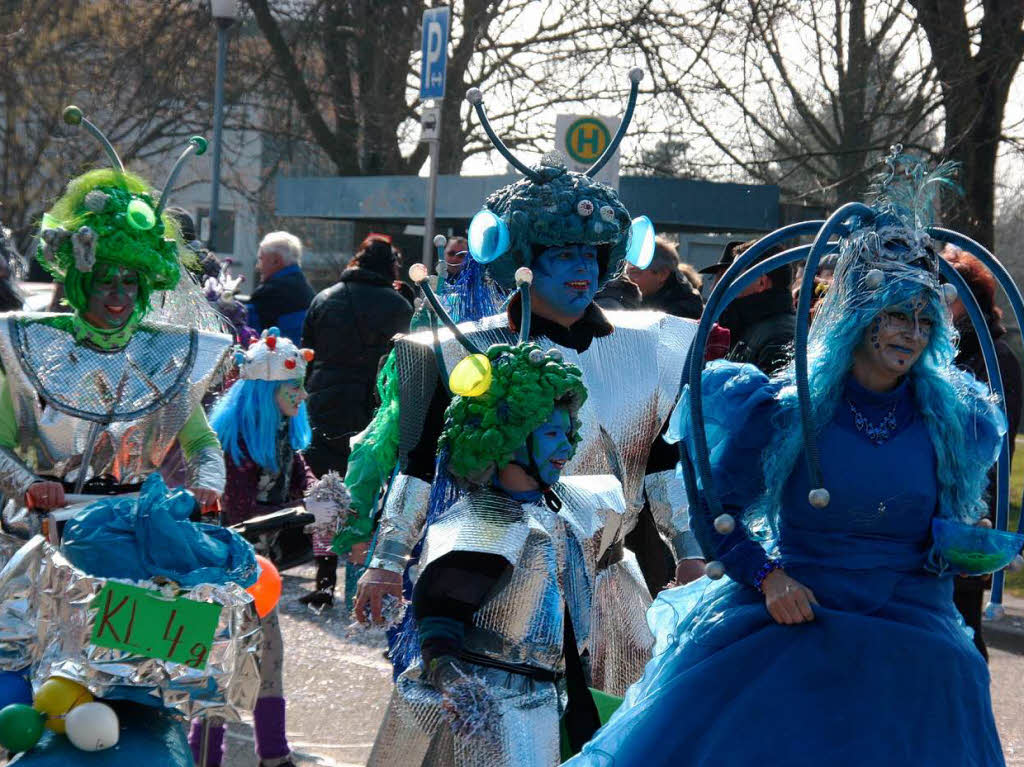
xmin=65 ymin=701 xmax=119 ymax=752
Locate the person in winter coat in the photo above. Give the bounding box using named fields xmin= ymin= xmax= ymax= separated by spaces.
xmin=944 ymin=246 xmax=1022 ymax=661
xmin=248 ymin=231 xmax=315 ymax=344
xmin=701 ymin=238 xmax=796 ymax=375
xmin=626 ymin=237 xmax=703 ymax=319
xmin=301 ymin=235 xmax=413 ymax=480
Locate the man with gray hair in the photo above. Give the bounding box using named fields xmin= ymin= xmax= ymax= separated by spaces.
xmin=247 ymin=230 xmax=315 ymax=344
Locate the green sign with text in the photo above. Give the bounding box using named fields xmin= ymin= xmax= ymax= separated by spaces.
xmin=90 ymin=582 xmax=222 ymax=670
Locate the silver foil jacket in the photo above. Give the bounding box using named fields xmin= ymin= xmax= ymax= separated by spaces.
xmin=0 ymin=313 xmax=231 ymax=501
xmin=0 ymin=536 xmax=261 ymax=719
xmin=368 ymin=475 xmax=624 ymax=767
xmin=375 ymin=309 xmax=696 ymax=694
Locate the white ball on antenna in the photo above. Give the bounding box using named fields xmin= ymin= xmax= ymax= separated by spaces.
xmin=515 ymin=267 xmax=533 ymax=286
xmin=628 ymin=67 xmax=645 ymax=83
xmin=433 ymin=234 xmax=447 ymax=248
xmin=942 ymin=283 xmax=958 ymax=304
xmin=466 ymin=88 xmax=483 ymax=105
xmin=704 ymin=561 xmax=725 ymax=580
xmin=864 ymin=269 xmax=884 ymax=289
xmin=808 ymin=488 xmax=830 ymax=508
xmin=409 ymin=263 xmax=429 ymax=284
xmin=713 ymin=514 xmax=736 ymax=535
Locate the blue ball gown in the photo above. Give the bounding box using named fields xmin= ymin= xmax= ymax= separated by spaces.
xmin=567 ymin=362 xmax=1006 ymax=767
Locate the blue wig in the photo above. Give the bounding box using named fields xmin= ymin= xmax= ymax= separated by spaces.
xmin=748 ymin=218 xmax=1004 ymax=537
xmin=210 ymin=379 xmax=312 ymax=472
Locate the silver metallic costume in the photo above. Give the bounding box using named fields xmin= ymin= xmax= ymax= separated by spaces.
xmin=370 ymin=309 xmax=696 ymax=695
xmin=369 ymin=475 xmax=625 ymax=767
xmin=0 ymin=312 xmax=231 ymax=534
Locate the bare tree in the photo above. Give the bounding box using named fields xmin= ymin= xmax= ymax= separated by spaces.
xmin=241 ymin=1 xmax=682 ymax=179
xmin=0 ymin=0 xmax=225 ymax=257
xmin=908 ymin=0 xmax=1024 ymax=248
xmin=634 ymin=0 xmax=942 ymax=204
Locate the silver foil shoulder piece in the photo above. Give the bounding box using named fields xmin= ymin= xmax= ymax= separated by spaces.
xmin=419 ymin=490 xmax=530 ymax=569
xmin=0 ymin=447 xmax=38 ymax=500
xmin=369 ymin=474 xmax=432 ymax=573
xmin=0 ymin=536 xmax=261 ymax=719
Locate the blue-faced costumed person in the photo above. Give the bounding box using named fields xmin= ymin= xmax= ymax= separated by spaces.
xmin=368 ymin=279 xmax=627 ymax=765
xmin=351 ymin=69 xmax=700 ymax=698
xmin=566 ymin=154 xmax=1013 ymax=766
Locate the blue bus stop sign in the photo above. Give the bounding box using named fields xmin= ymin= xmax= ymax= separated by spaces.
xmin=420 ymin=7 xmax=450 ymax=100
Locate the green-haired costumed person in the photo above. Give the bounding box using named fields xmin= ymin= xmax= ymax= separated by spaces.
xmin=355 ymin=69 xmax=700 ymax=697
xmin=368 ymin=329 xmax=628 ymax=766
xmin=0 ymin=108 xmax=231 ymax=539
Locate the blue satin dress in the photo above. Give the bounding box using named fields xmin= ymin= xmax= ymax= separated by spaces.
xmin=567 ymin=364 xmax=1005 ymax=767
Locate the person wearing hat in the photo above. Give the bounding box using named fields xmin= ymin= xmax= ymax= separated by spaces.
xmin=701 ymin=238 xmax=796 ymax=375
xmin=368 ymin=340 xmax=624 ymax=766
xmin=0 ymin=110 xmax=230 ymax=530
xmin=354 ymin=70 xmax=700 ymax=699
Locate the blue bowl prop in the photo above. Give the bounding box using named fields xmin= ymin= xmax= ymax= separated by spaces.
xmin=931 ymin=517 xmax=1024 ymax=576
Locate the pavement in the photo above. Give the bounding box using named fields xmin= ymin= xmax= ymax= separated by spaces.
xmin=215 ymin=564 xmax=1024 ymax=767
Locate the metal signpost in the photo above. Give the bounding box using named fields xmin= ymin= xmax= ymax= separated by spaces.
xmin=420 ymin=6 xmax=449 ymax=270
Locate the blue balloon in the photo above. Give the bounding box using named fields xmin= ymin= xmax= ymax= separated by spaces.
xmin=467 ymin=209 xmax=510 ymax=264
xmin=625 ymin=215 xmax=655 ymax=269
xmin=0 ymin=671 xmax=32 ymax=710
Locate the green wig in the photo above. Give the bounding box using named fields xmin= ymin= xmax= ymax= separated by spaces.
xmin=439 ymin=341 xmax=588 ymax=485
xmin=37 ymin=168 xmax=183 ymax=318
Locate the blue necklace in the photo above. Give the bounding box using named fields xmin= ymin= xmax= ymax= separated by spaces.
xmin=847 ymin=399 xmax=898 ymax=445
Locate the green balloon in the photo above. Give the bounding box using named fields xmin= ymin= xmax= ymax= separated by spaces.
xmin=0 ymin=703 xmax=44 ymax=752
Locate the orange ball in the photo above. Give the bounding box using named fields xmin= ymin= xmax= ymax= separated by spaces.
xmin=246 ymin=555 xmax=281 ymax=618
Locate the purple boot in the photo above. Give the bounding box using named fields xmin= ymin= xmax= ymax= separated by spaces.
xmin=188 ymin=718 xmax=225 ymax=767
xmin=254 ymin=696 xmax=292 ymax=766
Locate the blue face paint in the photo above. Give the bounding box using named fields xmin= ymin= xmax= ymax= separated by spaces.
xmin=512 ymin=406 xmax=573 ymax=487
xmin=532 ymin=244 xmax=600 ymax=316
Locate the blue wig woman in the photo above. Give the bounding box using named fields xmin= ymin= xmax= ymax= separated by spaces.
xmin=566 ymin=156 xmax=1011 ymax=766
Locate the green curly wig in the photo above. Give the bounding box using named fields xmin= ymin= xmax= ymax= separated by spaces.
xmin=439 ymin=342 xmax=588 ymax=485
xmin=37 ymin=168 xmax=183 ymax=317
xmin=483 ymin=161 xmax=632 ymax=289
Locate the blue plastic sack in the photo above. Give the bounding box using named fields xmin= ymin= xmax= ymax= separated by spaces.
xmin=61 ymin=474 xmax=257 ymax=589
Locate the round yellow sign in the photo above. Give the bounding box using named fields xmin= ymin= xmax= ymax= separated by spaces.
xmin=565 ymin=118 xmax=611 ymax=163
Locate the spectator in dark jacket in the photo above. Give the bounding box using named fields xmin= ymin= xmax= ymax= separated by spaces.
xmin=701 ymin=238 xmax=795 ymax=375
xmin=626 ymin=237 xmax=703 ymax=319
xmin=248 ymin=231 xmax=315 ymax=344
xmin=301 ymin=235 xmax=413 ymax=477
xmin=944 ymin=246 xmax=1023 ymax=661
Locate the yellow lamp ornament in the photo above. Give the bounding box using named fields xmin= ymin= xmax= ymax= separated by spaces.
xmin=448 ymin=353 xmax=492 ymax=397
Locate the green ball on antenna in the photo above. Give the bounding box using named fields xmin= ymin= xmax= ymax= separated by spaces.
xmin=63 ymin=105 xmax=83 ymax=126
xmin=190 ymin=136 xmax=209 ymax=156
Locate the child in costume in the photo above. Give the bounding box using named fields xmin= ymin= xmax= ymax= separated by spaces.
xmin=0 ymin=107 xmax=229 ymax=531
xmin=203 ymin=330 xmax=349 ymax=767
xmin=355 ymin=70 xmax=698 ymax=697
xmin=368 ymin=328 xmax=627 ymax=767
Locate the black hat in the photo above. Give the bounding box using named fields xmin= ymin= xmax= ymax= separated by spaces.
xmin=698 ymin=240 xmax=746 ymax=275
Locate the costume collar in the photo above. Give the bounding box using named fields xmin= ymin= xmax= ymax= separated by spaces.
xmin=71 ymin=311 xmax=140 ymax=350
xmin=506 ymin=296 xmax=613 ymax=353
